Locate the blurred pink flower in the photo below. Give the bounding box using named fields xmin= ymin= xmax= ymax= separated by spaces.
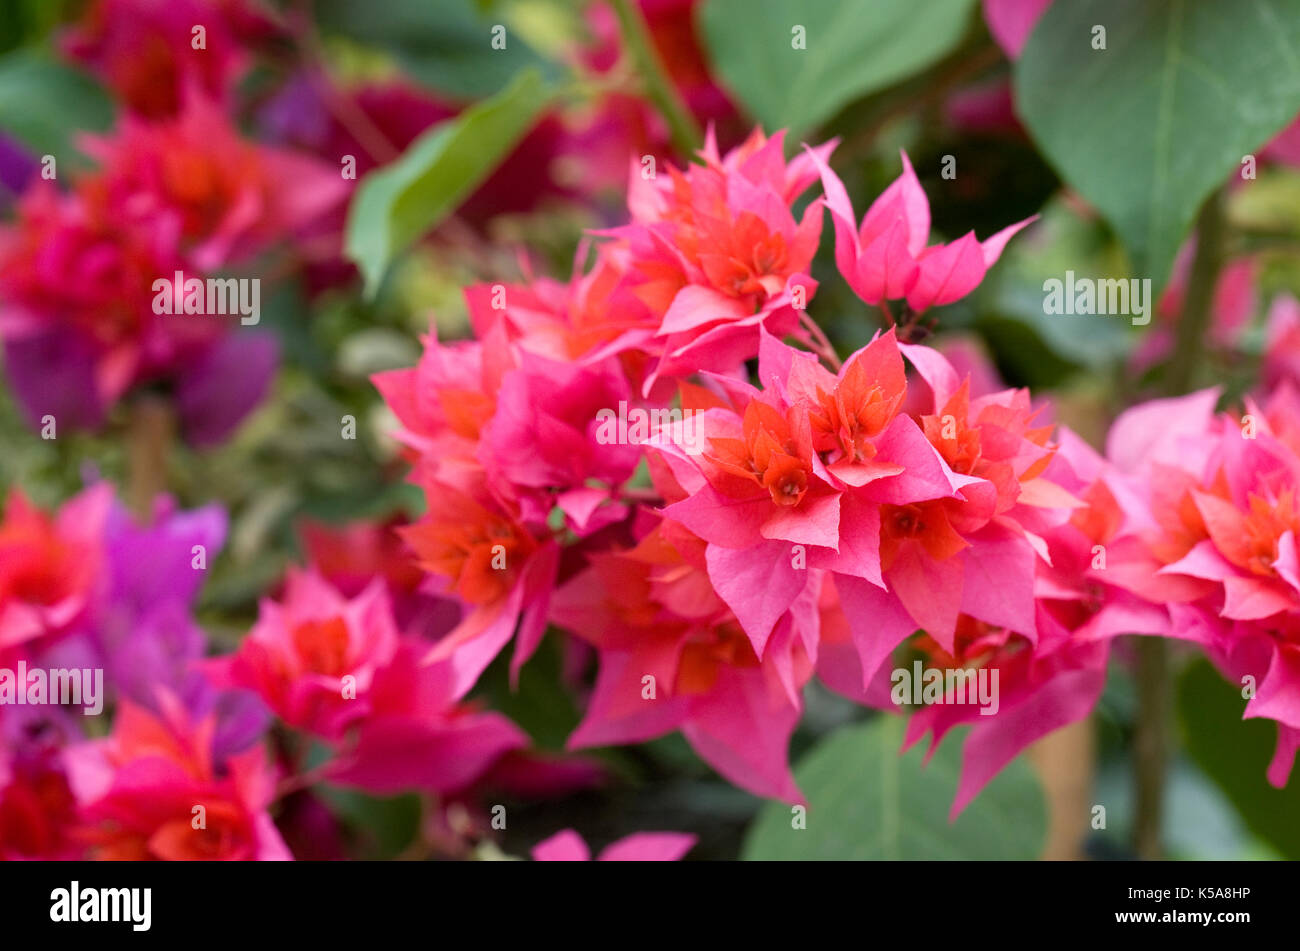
xmin=532 ymin=827 xmax=696 ymax=861
xmin=84 ymin=93 xmax=346 ymax=270
xmin=63 ymin=0 xmax=276 ymax=118
xmin=0 ymin=484 xmax=112 ymax=650
xmin=66 ymin=693 xmax=291 ymax=860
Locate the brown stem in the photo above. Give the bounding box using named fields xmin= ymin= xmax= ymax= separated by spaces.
xmin=126 ymin=396 xmax=174 ymax=519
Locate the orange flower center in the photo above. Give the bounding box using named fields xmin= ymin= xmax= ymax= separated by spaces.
xmin=291 ymin=616 xmax=351 ymax=677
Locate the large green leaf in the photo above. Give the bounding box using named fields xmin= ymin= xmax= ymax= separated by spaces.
xmin=314 ymin=0 xmax=556 ymax=100
xmin=1177 ymin=657 xmax=1300 ymax=859
xmin=345 ymin=69 xmax=551 ymax=296
xmin=701 ymin=0 xmax=978 ymax=138
xmin=1016 ymin=0 xmax=1300 ymax=293
xmin=0 ymin=51 xmax=113 ymax=164
xmin=741 ymin=717 xmax=1046 ymax=859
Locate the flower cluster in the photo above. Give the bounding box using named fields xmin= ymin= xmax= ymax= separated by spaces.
xmin=0 ymin=488 xmax=605 ymax=859
xmin=0 ymin=3 xmax=343 ymax=443
xmin=1096 ymin=383 xmax=1300 ymax=787
xmin=8 ymin=0 xmax=1299 ymax=864
xmin=368 ymin=126 xmax=1141 ymax=810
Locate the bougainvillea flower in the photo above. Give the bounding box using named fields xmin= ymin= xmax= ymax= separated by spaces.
xmin=551 ymin=517 xmax=816 ymax=801
xmin=298 ymin=516 xmax=461 ymax=637
xmin=0 ymin=183 xmax=198 ymax=421
xmin=1099 ymin=385 xmax=1300 ymax=786
xmin=532 ymin=827 xmax=696 ymax=861
xmin=647 ymin=330 xmax=950 ymax=654
xmin=463 ymin=247 xmax=658 ymax=368
xmin=84 ymin=493 xmax=232 ymax=710
xmin=0 ymin=710 xmax=84 ymax=860
xmin=811 ymin=147 xmax=1032 ymax=313
xmin=834 ymin=341 xmax=1079 ymax=688
xmin=902 ymin=611 xmax=1109 ymax=817
xmin=62 ymin=0 xmax=274 ymax=118
xmin=67 ymin=694 xmax=290 ymax=860
xmin=375 ymin=323 xmax=582 ymax=689
xmin=322 ymin=641 xmax=528 ymax=795
xmin=372 ymin=322 xmax=516 ymax=483
xmin=0 ymin=484 xmax=112 ymax=649
xmin=609 ymin=128 xmax=832 ymax=391
xmin=478 ymin=348 xmax=641 ymax=527
xmin=209 ymin=570 xmax=402 ymax=739
xmin=401 ymin=478 xmax=560 ymax=693
xmin=83 ymin=94 xmax=346 ymax=270
xmin=817 ymin=431 xmax=1139 ymax=816
xmin=208 ymin=563 xmax=525 ymax=796
xmin=0 ymin=174 xmax=277 ymax=443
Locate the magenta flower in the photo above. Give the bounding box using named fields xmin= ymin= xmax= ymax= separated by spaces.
xmin=1100 ymin=385 xmax=1300 ymax=786
xmin=210 ymin=569 xmax=527 ymax=796
xmin=811 ymin=148 xmax=1033 ymax=313
xmin=532 ymin=827 xmax=696 ymax=861
xmin=551 ymin=518 xmax=815 ymax=801
xmin=608 ymin=128 xmax=832 ymax=392
xmin=62 ymin=0 xmax=274 ymax=118
xmin=64 ymin=693 xmax=291 ymax=860
xmin=322 ymin=640 xmax=528 ymax=796
xmin=83 ymin=93 xmax=347 ymax=271
xmin=0 ymin=484 xmax=112 ymax=650
xmin=209 ymin=569 xmax=401 ymax=740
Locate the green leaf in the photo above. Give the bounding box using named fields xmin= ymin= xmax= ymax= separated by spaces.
xmin=1015 ymin=0 xmax=1300 ymax=292
xmin=472 ymin=633 xmax=579 ymax=751
xmin=741 ymin=717 xmax=1046 ymax=859
xmin=701 ymin=0 xmax=978 ymax=138
xmin=314 ymin=786 xmax=423 ymax=860
xmin=314 ymin=0 xmax=556 ymax=99
xmin=0 ymin=51 xmax=114 ymax=164
xmin=1177 ymin=656 xmax=1300 ymax=859
xmin=344 ymin=69 xmax=550 ymax=296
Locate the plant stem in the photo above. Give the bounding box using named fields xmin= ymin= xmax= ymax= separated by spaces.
xmin=608 ymin=0 xmax=702 ymax=158
xmin=1132 ymin=189 xmax=1226 ymax=859
xmin=800 ymin=313 xmax=842 ymax=371
xmin=126 ymin=395 xmax=173 ymax=519
xmin=1166 ymin=190 xmax=1225 ymax=393
xmin=274 ymin=758 xmax=339 ymax=800
xmin=1133 ymin=637 xmax=1168 ymax=860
